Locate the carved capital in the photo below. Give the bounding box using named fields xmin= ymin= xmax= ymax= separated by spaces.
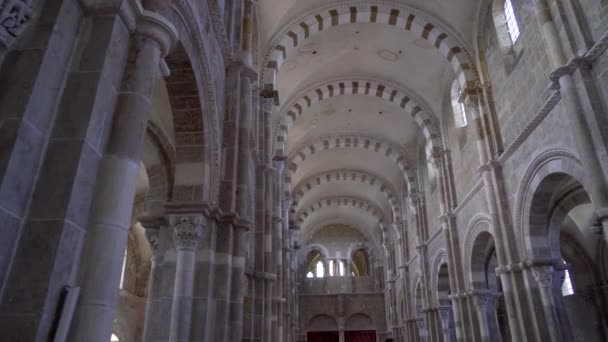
xmin=170 ymin=214 xmax=204 ymax=251
xmin=472 ymin=294 xmax=494 ymax=311
xmin=593 ymin=208 xmax=608 ymax=225
xmin=0 ymin=0 xmax=32 ymax=47
xmin=145 ymin=228 xmax=161 ymax=252
xmin=531 ymin=265 xmax=554 ymax=289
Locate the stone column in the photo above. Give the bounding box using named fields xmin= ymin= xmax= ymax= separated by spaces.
xmin=416 ymin=317 xmax=428 ymax=341
xmin=463 ymin=91 xmax=527 ymax=341
xmin=531 ymin=266 xmax=561 ymax=342
xmin=169 ymin=214 xmax=203 ymax=341
xmin=229 ymin=224 xmax=250 ymax=341
xmin=70 ymin=11 xmax=177 ymax=342
xmin=339 ymin=328 xmax=345 ymax=342
xmin=438 ymin=305 xmax=455 ymax=342
xmin=229 ymin=62 xmax=256 ymax=341
xmin=472 ymin=294 xmax=492 ymax=342
xmin=141 ymin=219 xmax=164 ymax=341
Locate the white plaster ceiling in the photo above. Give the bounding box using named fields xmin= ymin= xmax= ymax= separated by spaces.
xmin=291 ymin=148 xmax=405 ymax=191
xmin=296 ymin=180 xmax=393 ymax=223
xmin=257 ymin=0 xmax=479 ymax=47
xmin=259 ymin=0 xmax=473 ymax=250
xmin=286 ymin=95 xmax=419 ymax=148
xmin=273 ymin=22 xmax=452 ymax=113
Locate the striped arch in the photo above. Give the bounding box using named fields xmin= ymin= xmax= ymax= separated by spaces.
xmin=291 ymin=169 xmax=402 ymax=221
xmin=304 ymin=220 xmax=382 ymax=249
xmin=295 ymin=195 xmax=387 ymax=226
xmin=262 ymin=2 xmax=476 ymax=92
xmin=286 ymin=134 xmax=416 ymax=194
xmin=274 ymin=78 xmax=441 ymax=159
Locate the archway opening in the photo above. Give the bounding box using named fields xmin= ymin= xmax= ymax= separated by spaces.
xmin=526 ymin=172 xmax=606 ymax=341
xmin=470 ymin=232 xmax=510 ymax=342
xmin=352 ymin=248 xmax=370 ymax=277
xmin=437 ymin=263 xmax=456 ymax=342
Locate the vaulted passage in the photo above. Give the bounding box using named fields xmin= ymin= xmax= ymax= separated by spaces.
xmin=1 ymin=0 xmax=608 ymax=342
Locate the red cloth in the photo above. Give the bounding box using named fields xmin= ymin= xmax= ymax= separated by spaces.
xmin=307 ymin=331 xmax=339 ymax=342
xmin=344 ymin=330 xmax=376 ymax=342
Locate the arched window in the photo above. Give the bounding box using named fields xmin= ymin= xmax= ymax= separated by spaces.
xmin=306 ymin=272 xmax=314 ymax=278
xmin=315 ymin=261 xmax=325 ymax=278
xmin=111 ymin=333 xmax=120 ymax=342
xmin=492 ymin=0 xmax=523 ymax=73
xmin=451 ymin=80 xmax=467 ymax=128
xmin=504 ymin=0 xmax=520 ymax=43
xmin=328 ymin=260 xmax=335 ymax=276
xmin=561 ymin=269 xmax=574 ymax=296
xmin=338 ymin=260 xmax=345 ymax=276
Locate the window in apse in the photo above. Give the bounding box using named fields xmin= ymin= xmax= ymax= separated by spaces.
xmin=504 ymin=0 xmax=520 ymax=43
xmin=315 ymin=261 xmax=325 ymax=278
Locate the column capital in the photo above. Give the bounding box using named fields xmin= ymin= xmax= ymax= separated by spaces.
xmin=531 ymin=265 xmax=555 ymax=289
xmin=144 ymin=227 xmax=161 ymax=252
xmin=135 ymin=9 xmax=178 ymax=57
xmin=593 ymin=208 xmax=608 ymax=224
xmin=170 ymin=214 xmax=204 ymax=251
xmin=472 ymin=293 xmax=494 ymax=311
xmin=0 ymin=0 xmax=32 ymax=48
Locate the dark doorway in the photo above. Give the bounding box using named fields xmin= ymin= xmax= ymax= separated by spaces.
xmin=307 ymin=331 xmax=339 ymax=342
xmin=345 ymin=330 xmax=376 ymax=342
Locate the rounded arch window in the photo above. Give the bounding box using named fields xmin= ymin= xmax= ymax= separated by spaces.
xmin=315 ymin=261 xmax=325 ymax=278
xmin=111 ymin=334 xmax=120 ymax=342
xmin=450 ymin=80 xmax=467 ymax=128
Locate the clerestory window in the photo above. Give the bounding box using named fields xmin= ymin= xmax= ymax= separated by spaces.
xmin=504 ymin=0 xmax=520 ymax=43
xmin=561 ymin=269 xmax=574 ymax=296
xmin=315 ymin=261 xmax=325 ymax=278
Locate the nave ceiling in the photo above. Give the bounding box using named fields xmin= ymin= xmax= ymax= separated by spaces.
xmin=256 ymin=0 xmax=482 ymax=249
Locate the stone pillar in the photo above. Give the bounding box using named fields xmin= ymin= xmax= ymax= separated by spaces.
xmin=531 ymin=266 xmax=561 ymax=342
xmin=141 ymin=218 xmax=164 ymax=341
xmin=438 ymin=305 xmax=455 ymax=342
xmin=229 ymin=62 xmax=256 ymax=341
xmin=229 ymin=224 xmax=249 ymax=341
xmin=463 ymin=92 xmax=528 ymax=341
xmin=339 ymin=328 xmax=345 ymax=342
xmin=416 ymin=317 xmax=428 ymax=341
xmin=472 ymin=294 xmax=492 ymax=342
xmin=169 ymin=214 xmax=203 ymax=341
xmin=70 ymin=11 xmax=177 ymax=342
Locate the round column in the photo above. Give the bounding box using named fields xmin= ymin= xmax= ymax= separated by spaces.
xmin=70 ymin=12 xmax=177 ymax=342
xmin=142 ymin=223 xmax=163 ymax=341
xmin=169 ymin=215 xmax=204 ymax=341
xmin=531 ymin=266 xmax=561 ymax=342
xmin=472 ymin=294 xmax=492 ymax=342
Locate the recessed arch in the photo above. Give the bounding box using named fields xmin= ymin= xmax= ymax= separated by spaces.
xmin=308 ymin=314 xmax=339 ymax=332
xmin=463 ymin=213 xmax=494 ymax=289
xmin=261 ymin=2 xmax=476 ymax=92
xmin=159 ymin=3 xmax=227 ymax=203
xmin=345 ymin=313 xmax=375 ymax=331
xmin=514 ymin=149 xmax=592 ymax=259
xmin=291 ymin=168 xmax=402 ymax=221
xmin=274 ymin=77 xmax=441 ymax=159
xmin=286 ymin=133 xmax=416 ymax=194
